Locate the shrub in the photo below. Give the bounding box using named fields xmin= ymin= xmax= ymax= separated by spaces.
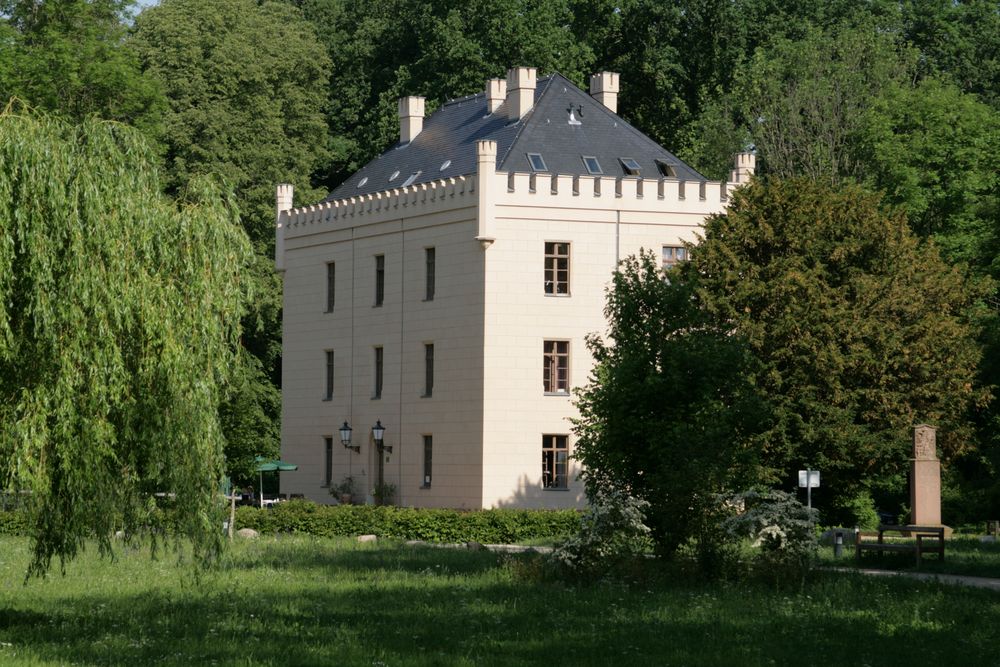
xmin=720 ymin=489 xmax=818 ymax=587
xmin=551 ymin=488 xmax=652 ymax=579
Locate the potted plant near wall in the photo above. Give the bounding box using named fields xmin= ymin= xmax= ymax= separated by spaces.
xmin=372 ymin=482 xmax=396 ymax=506
xmin=330 ymin=476 xmax=357 ymax=505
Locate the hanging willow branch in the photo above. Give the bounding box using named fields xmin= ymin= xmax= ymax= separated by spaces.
xmin=0 ymin=105 xmax=252 ymax=576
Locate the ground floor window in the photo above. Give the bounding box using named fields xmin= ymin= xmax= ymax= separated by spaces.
xmin=542 ymin=434 xmax=568 ymax=489
xmin=324 ymin=436 xmax=333 ymax=487
xmin=422 ymin=435 xmax=432 ymax=487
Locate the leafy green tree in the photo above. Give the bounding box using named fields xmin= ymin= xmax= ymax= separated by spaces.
xmin=131 ymin=0 xmax=333 ymax=477
xmin=289 ymin=0 xmax=595 ymax=184
xmin=0 ymin=0 xmax=164 ymax=136
xmin=573 ymin=252 xmax=771 ymax=556
xmin=0 ymin=109 xmax=252 ymax=575
xmin=693 ymin=178 xmax=988 ymax=517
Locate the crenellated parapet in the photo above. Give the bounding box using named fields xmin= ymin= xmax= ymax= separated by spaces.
xmin=278 ymin=174 xmax=477 ymax=239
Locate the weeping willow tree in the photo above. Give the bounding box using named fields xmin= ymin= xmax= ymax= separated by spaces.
xmin=0 ymin=107 xmax=252 ymax=576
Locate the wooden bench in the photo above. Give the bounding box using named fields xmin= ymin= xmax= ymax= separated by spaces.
xmin=855 ymin=525 xmax=945 ymax=568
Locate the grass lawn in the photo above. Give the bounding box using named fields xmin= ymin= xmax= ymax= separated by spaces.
xmin=0 ymin=535 xmax=998 ymax=666
xmin=818 ymin=535 xmax=1000 ymax=578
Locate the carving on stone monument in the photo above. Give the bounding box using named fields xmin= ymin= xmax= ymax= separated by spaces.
xmin=910 ymin=424 xmax=941 ymax=526
xmin=913 ymin=424 xmax=937 ymax=460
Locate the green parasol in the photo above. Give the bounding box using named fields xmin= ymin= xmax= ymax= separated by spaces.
xmin=254 ymin=456 xmax=298 ymax=507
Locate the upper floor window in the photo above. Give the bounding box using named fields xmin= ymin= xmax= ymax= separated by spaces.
xmin=375 ymin=254 xmax=385 ymax=306
xmin=544 ymin=242 xmax=569 ymax=295
xmin=619 ymin=157 xmax=642 ymax=176
xmin=662 ymin=245 xmax=688 ymax=268
xmin=423 ymin=343 xmax=434 ymax=397
xmin=582 ymin=156 xmax=602 ymax=175
xmin=527 ymin=153 xmax=548 ymax=172
xmin=425 ymin=247 xmax=435 ymax=301
xmin=324 ymin=350 xmax=334 ymax=400
xmin=325 ymin=262 xmax=335 ymax=313
xmin=543 ymin=340 xmax=569 ymax=394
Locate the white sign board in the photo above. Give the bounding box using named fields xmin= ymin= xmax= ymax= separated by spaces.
xmin=798 ymin=470 xmax=820 ymax=488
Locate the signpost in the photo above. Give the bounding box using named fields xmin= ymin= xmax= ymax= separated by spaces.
xmin=798 ymin=469 xmax=820 ymax=510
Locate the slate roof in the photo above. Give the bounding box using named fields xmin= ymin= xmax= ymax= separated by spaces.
xmin=324 ymin=73 xmax=705 ymax=202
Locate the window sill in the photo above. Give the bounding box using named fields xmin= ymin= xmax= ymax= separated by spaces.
xmin=371 ymin=396 xmax=382 ymax=401
xmin=542 ymin=487 xmax=570 ymax=492
xmin=543 ymin=293 xmax=571 ymax=298
xmin=322 ymin=397 xmax=332 ymax=402
xmin=373 ymin=304 xmax=383 ymax=308
xmin=543 ymin=392 xmax=570 ymax=397
xmin=420 ymin=393 xmax=432 ymax=399
xmin=422 ymin=298 xmax=434 ymax=303
xmin=420 ymin=484 xmax=431 ymax=490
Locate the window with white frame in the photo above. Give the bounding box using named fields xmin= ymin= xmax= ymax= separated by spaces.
xmin=542 ymin=435 xmax=568 ymax=489
xmin=544 ymin=242 xmax=570 ymax=295
xmin=543 ymin=340 xmax=569 ymax=394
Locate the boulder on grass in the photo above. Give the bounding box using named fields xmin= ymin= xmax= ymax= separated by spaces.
xmin=237 ymin=528 xmax=259 ymax=539
xmin=357 ymin=534 xmax=377 ymax=543
xmin=466 ymin=541 xmax=486 ymax=551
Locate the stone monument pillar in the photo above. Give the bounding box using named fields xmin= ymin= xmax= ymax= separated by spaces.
xmin=910 ymin=424 xmax=941 ymax=526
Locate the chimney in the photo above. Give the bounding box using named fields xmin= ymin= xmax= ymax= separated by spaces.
xmin=487 ymin=78 xmax=506 ymax=114
xmin=590 ymin=72 xmax=620 ymax=113
xmin=398 ymin=96 xmax=425 ymax=144
xmin=506 ymin=67 xmax=536 ymax=122
xmin=729 ymin=152 xmax=756 ymax=184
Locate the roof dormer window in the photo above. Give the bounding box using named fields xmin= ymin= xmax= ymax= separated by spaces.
xmin=401 ymin=171 xmax=421 ymax=187
xmin=619 ymin=158 xmax=642 ymax=176
xmin=655 ymin=159 xmax=676 ymax=178
xmin=527 ymin=153 xmax=548 ymax=172
xmin=389 ymin=170 xmax=400 ymax=182
xmin=582 ymin=156 xmax=603 ymax=175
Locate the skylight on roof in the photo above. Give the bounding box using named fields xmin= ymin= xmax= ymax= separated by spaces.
xmin=619 ymin=158 xmax=642 ymax=176
xmin=389 ymin=170 xmax=400 ymax=181
xmin=582 ymin=156 xmax=602 ymax=175
xmin=401 ymin=171 xmax=421 ymax=187
xmin=655 ymin=159 xmax=676 ymax=178
xmin=527 ymin=153 xmax=548 ymax=173
xmin=357 ymin=177 xmax=369 ymax=188
xmin=440 ymin=160 xmax=451 ymax=171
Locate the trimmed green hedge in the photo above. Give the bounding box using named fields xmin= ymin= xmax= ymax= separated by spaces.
xmin=235 ymin=501 xmax=581 ymax=543
xmin=0 ymin=502 xmax=582 ymax=544
xmin=0 ymin=510 xmax=31 ymax=536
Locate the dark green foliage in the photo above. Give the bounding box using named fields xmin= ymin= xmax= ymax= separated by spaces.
xmin=573 ymin=251 xmax=772 ymax=556
xmin=0 ymin=0 xmax=165 ymax=135
xmin=234 ymin=501 xmax=581 ymax=543
xmin=130 ymin=0 xmax=333 ymax=474
xmin=291 ymin=0 xmax=594 ymax=184
xmin=695 ymin=178 xmax=988 ymax=519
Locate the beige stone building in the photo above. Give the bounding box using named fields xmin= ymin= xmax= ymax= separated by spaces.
xmin=274 ymin=67 xmax=753 ymax=509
